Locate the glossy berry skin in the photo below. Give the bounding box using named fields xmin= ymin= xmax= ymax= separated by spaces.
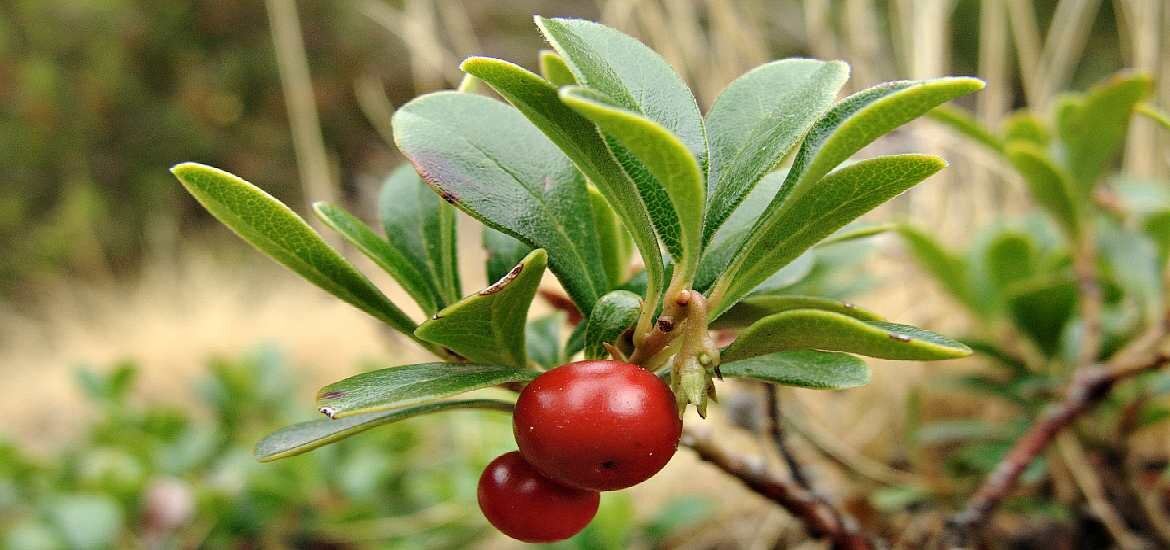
xmin=477 ymin=451 xmax=599 ymax=543
xmin=514 ymin=360 xmax=682 ymax=491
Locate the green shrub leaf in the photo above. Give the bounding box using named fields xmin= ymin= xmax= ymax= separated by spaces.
xmin=561 ymin=85 xmax=704 ymax=282
xmin=316 ymin=362 xmax=538 ymax=418
xmin=720 ymin=350 xmax=870 ymax=390
xmin=896 ymin=224 xmax=982 ymax=316
xmin=534 ymin=16 xmax=706 ymax=169
xmin=984 ymin=231 xmax=1037 ymax=292
xmin=526 ymin=313 xmax=565 ymax=370
xmin=1005 ymin=143 xmax=1082 ymax=239
xmin=723 ymin=309 xmax=971 ymax=362
xmin=536 ymin=16 xmax=707 ymax=262
xmin=539 ymin=50 xmax=577 ymax=86
xmin=483 ymin=226 xmax=533 ymax=284
xmin=1056 ymin=71 xmax=1152 ymax=190
xmin=415 ymin=249 xmax=548 ymax=369
xmin=170 ymin=163 xmax=421 ymax=342
xmin=927 ymin=105 xmax=1004 ymax=154
xmin=712 ymin=294 xmax=882 ymax=329
xmin=1002 ymin=111 xmax=1051 ymax=146
xmin=313 ymin=201 xmax=438 ymax=315
xmin=393 ymin=91 xmax=608 ymax=314
xmin=703 ymin=59 xmax=849 ymax=244
xmin=255 ymin=399 xmax=514 ymax=462
xmin=774 ymin=78 xmax=983 ymax=215
xmin=816 ymin=223 xmax=895 ymax=248
xmin=711 ymin=155 xmax=946 ymax=318
xmin=378 ymin=164 xmax=462 ymax=308
xmin=584 ymin=290 xmax=642 ymax=359
xmin=1005 ymin=276 xmax=1077 ymax=357
xmin=588 ymin=186 xmax=633 ymax=287
xmin=460 ymin=57 xmax=664 ymax=316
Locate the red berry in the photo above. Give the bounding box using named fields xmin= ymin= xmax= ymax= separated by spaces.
xmin=477 ymin=451 xmax=599 ymax=543
xmin=513 ymin=360 xmax=682 ymax=491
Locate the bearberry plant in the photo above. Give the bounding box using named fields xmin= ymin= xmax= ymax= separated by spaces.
xmin=171 ymin=16 xmax=981 ymax=543
xmin=902 ymin=71 xmax=1170 ymax=544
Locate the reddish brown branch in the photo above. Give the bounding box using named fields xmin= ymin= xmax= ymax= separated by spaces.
xmin=946 ymin=346 xmax=1170 ymax=542
xmin=683 ymin=428 xmax=873 ymax=550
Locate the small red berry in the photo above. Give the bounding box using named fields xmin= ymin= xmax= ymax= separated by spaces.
xmin=513 ymin=359 xmax=682 ymax=491
xmin=477 ymin=451 xmax=599 ymax=543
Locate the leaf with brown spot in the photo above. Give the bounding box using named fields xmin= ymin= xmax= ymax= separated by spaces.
xmin=723 ymin=309 xmax=971 ymax=362
xmin=415 ymin=249 xmax=548 ymax=369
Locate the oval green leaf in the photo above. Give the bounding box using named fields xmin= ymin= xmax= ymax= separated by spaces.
xmin=712 ymin=294 xmax=883 ymax=330
xmin=313 ymin=201 xmax=438 ymax=315
xmin=710 ymin=155 xmax=946 ymax=318
xmin=723 ymin=309 xmax=971 ymax=362
xmin=1056 ymin=71 xmax=1152 ymax=190
xmin=584 ymin=290 xmax=642 ymax=359
xmin=255 ymin=399 xmax=513 ymax=462
xmin=415 ymin=249 xmax=548 ymax=369
xmin=539 ymin=50 xmax=577 ymax=87
xmin=720 ymin=350 xmax=870 ymax=390
xmin=170 ymin=163 xmax=421 ymax=342
xmin=316 ymin=362 xmax=538 ymax=419
xmin=393 ymin=91 xmax=608 ymax=314
xmin=561 ymin=85 xmax=704 ymax=283
xmin=703 ymin=59 xmax=849 ymax=245
xmin=379 ymin=164 xmax=462 ymax=308
xmin=256 ymin=397 xmax=512 ymax=461
xmin=588 ymin=186 xmax=633 ymax=287
xmin=1005 ymin=142 xmax=1082 ymax=240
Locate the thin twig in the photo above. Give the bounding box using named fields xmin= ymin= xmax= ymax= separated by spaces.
xmin=945 ymin=333 xmax=1170 ymax=542
xmin=784 ymin=398 xmax=920 ymax=487
xmin=765 ymin=385 xmax=813 ymax=490
xmin=682 ymin=427 xmax=874 ymax=550
xmin=1055 ymin=433 xmax=1151 ymax=550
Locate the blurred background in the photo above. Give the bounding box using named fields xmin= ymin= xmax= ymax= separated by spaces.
xmin=2 ymin=0 xmax=1170 ymax=548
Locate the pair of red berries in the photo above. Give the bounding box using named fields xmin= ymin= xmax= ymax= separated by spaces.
xmin=477 ymin=360 xmax=683 ymax=543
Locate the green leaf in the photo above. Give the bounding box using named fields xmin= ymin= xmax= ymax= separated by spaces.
xmin=415 ymin=249 xmax=548 ymax=369
xmin=314 ymin=201 xmax=438 ymax=315
xmin=526 ymin=313 xmax=564 ymax=370
xmin=1142 ymin=210 xmax=1170 ymax=263
xmin=393 ymin=92 xmax=608 ymax=314
xmin=378 ymin=164 xmax=462 ymax=308
xmin=538 ymin=50 xmax=577 ymax=86
xmin=170 ymin=163 xmax=422 ymax=342
xmin=1002 ymin=111 xmax=1051 ymax=146
xmin=1056 ymin=71 xmax=1152 ymax=189
xmin=584 ymin=290 xmax=642 ymax=359
xmin=561 ymin=86 xmax=704 ymax=282
xmin=316 ymin=362 xmax=538 ymax=418
xmin=816 ymin=223 xmax=896 ymax=248
xmin=536 ymin=16 xmax=707 ymax=262
xmin=483 ymin=226 xmax=533 ymax=284
xmin=927 ymin=105 xmax=1004 ymax=154
xmin=534 ymin=16 xmax=706 ymax=167
xmin=1137 ymin=103 xmax=1170 ymax=131
xmin=589 ymin=185 xmax=633 ymax=287
xmin=984 ymin=231 xmax=1036 ymax=291
xmin=770 ymin=78 xmax=984 ymax=216
xmin=1005 ymin=276 xmax=1077 ymax=357
xmin=710 ymin=155 xmax=946 ymax=318
xmin=703 ymin=59 xmax=849 ymax=245
xmin=695 ymin=170 xmax=786 ymax=293
xmin=719 ymin=350 xmax=870 ymax=390
xmin=1005 ymin=143 xmax=1082 ymax=239
xmin=712 ymin=294 xmax=883 ymax=330
xmin=896 ymin=225 xmax=982 ymax=315
xmin=255 ymin=399 xmax=513 ymax=462
xmin=723 ymin=309 xmax=971 ymax=362
xmin=459 ymin=57 xmax=664 ymax=320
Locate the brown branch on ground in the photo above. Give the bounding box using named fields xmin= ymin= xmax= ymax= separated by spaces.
xmin=945 ymin=335 xmax=1170 ymax=544
xmin=682 ymin=427 xmax=874 ymax=550
xmin=764 ymin=385 xmax=813 ymax=490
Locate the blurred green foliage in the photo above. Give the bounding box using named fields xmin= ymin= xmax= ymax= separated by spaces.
xmin=0 ymin=349 xmax=710 ymax=549
xmin=0 ymin=0 xmax=386 ymax=290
